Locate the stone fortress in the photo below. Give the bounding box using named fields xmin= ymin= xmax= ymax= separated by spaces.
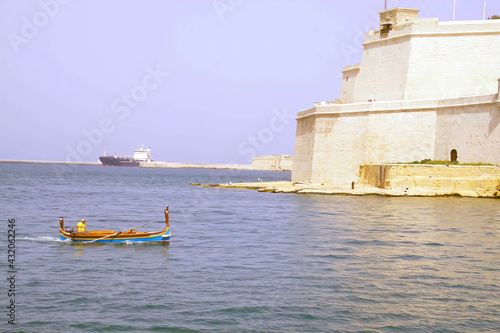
xmin=292 ymin=7 xmax=500 ymax=188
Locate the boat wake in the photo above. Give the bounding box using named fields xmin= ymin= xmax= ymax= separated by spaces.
xmin=20 ymin=236 xmax=164 ymax=246
xmin=20 ymin=236 xmax=70 ymax=243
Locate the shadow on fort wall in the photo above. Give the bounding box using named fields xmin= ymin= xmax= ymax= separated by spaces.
xmin=489 ymin=109 xmax=500 ymax=137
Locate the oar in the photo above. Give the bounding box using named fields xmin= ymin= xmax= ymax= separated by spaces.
xmin=87 ymin=223 xmax=149 ymax=243
xmin=127 ymin=223 xmax=149 ymax=232
xmin=88 ymin=232 xmax=121 ymax=243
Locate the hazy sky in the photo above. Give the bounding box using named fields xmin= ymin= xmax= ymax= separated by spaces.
xmin=1 ymin=0 xmax=499 ymax=164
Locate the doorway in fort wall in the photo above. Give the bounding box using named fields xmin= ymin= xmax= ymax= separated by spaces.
xmin=450 ymin=149 xmax=458 ymax=162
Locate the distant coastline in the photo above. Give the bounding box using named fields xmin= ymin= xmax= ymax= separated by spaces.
xmin=0 ymin=160 xmax=101 ymax=166
xmin=0 ymin=159 xmax=291 ymax=171
xmin=141 ymin=161 xmax=255 ymax=171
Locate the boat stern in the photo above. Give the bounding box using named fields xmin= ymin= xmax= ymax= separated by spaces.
xmin=161 ymin=229 xmax=171 ymax=242
xmin=59 ymin=217 xmax=73 ymax=241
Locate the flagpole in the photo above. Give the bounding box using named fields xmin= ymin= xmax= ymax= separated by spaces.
xmin=483 ymin=0 xmax=487 ymax=20
xmin=453 ymin=0 xmax=456 ymax=21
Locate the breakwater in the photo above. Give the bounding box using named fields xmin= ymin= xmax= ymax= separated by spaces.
xmin=140 ymin=161 xmax=255 ymax=170
xmin=0 ymin=159 xmax=101 ymax=165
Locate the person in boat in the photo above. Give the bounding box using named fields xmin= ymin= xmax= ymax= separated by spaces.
xmin=77 ymin=219 xmax=87 ymax=233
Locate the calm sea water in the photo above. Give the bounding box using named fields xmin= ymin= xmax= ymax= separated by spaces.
xmin=1 ymin=163 xmax=500 ymax=332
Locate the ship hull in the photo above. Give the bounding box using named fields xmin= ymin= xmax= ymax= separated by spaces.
xmin=99 ymin=156 xmax=140 ymax=167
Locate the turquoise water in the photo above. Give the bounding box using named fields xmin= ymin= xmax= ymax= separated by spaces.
xmin=1 ymin=163 xmax=500 ymax=332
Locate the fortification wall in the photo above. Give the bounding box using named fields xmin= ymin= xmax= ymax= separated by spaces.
xmin=292 ymin=95 xmax=499 ymax=185
xmin=340 ymin=65 xmax=360 ymax=103
xmin=251 ymin=155 xmax=293 ymax=171
xmin=292 ymin=9 xmax=500 ymax=187
xmin=292 ymin=109 xmax=436 ymax=184
xmin=362 ymin=110 xmax=436 ymax=163
xmin=359 ymin=164 xmax=500 ymax=197
xmin=346 ymin=18 xmax=500 ymax=102
xmin=306 ymin=114 xmax=365 ymax=184
xmin=406 ymin=32 xmax=500 ymax=99
xmin=292 ymin=117 xmax=316 ymax=181
xmin=434 ymin=102 xmax=500 ymax=165
xmin=353 ymin=36 xmax=412 ymax=103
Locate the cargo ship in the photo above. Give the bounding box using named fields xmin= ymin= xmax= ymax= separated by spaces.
xmin=99 ymin=145 xmax=151 ymax=167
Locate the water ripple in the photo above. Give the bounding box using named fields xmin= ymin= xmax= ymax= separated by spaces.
xmin=1 ymin=164 xmax=500 ymax=332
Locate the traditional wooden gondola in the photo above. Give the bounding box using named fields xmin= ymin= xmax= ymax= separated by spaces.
xmin=59 ymin=207 xmax=171 ymax=243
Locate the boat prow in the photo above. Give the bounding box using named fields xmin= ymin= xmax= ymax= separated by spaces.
xmin=59 ymin=207 xmax=171 ymax=244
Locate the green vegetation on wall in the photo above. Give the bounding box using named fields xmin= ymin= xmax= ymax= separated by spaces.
xmin=406 ymin=159 xmax=493 ymax=166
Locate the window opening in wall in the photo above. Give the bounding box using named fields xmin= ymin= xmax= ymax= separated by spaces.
xmin=450 ymin=149 xmax=458 ymax=162
xmin=346 ymin=77 xmax=349 ymax=82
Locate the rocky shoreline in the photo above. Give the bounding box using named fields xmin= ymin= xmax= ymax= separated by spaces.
xmin=207 ymin=181 xmax=500 ymax=198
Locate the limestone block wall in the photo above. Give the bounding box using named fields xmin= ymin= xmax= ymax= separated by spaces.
xmin=406 ymin=32 xmax=500 ymax=99
xmin=251 ymin=155 xmax=293 ymax=171
xmin=292 ymin=117 xmax=316 ymax=181
xmin=353 ymin=36 xmax=412 ymax=103
xmin=379 ymin=7 xmax=419 ymax=27
xmin=359 ymin=164 xmax=500 ymax=196
xmin=307 ymin=114 xmax=365 ymax=184
xmin=350 ymin=18 xmax=500 ymax=103
xmin=340 ymin=65 xmax=360 ymax=103
xmin=434 ymin=103 xmax=500 ymax=165
xmin=362 ymin=110 xmax=436 ymax=163
xmin=280 ymin=158 xmax=293 ymax=170
xmin=292 ymin=107 xmax=436 ymax=185
xmin=292 ymin=95 xmax=499 ymax=185
xmin=358 ymin=165 xmax=386 ymax=188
